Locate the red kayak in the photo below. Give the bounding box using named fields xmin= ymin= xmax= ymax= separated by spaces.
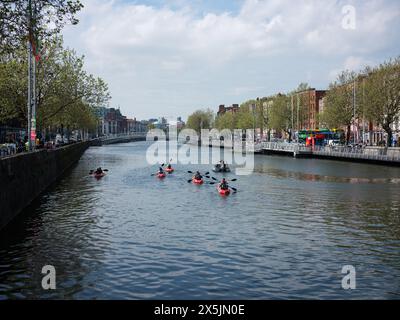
xmin=93 ymin=172 xmax=106 ymax=179
xmin=165 ymin=168 xmax=174 ymax=173
xmin=158 ymin=173 xmax=166 ymax=179
xmin=192 ymin=178 xmax=204 ymax=185
xmin=218 ymin=186 xmax=230 ymax=196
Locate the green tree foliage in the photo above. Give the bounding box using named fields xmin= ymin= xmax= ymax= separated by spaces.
xmin=236 ymin=105 xmax=254 ymax=129
xmin=269 ymin=94 xmax=293 ymax=140
xmin=0 ymin=0 xmax=83 ymax=54
xmin=185 ymin=109 xmax=214 ymax=133
xmin=319 ymin=71 xmax=357 ymax=143
xmin=0 ymin=56 xmax=27 ymax=123
xmin=363 ymin=57 xmax=400 ymax=146
xmin=0 ymin=36 xmax=111 ymax=132
xmin=214 ymin=111 xmax=236 ymax=130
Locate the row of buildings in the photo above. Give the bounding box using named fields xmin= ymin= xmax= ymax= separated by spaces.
xmin=96 ymin=107 xmax=185 ymax=136
xmin=217 ymin=86 xmax=399 ymax=146
xmin=95 ymin=107 xmax=148 ymax=136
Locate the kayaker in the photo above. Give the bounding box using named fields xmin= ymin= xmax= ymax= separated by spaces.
xmin=222 ymin=161 xmax=227 ymax=171
xmin=194 ymin=171 xmax=202 ymax=180
xmin=219 ymin=178 xmax=229 ymax=190
xmin=95 ymin=167 xmax=103 ymax=175
xmin=167 ymin=164 xmax=172 ymax=170
xmin=158 ymin=167 xmax=164 ymax=174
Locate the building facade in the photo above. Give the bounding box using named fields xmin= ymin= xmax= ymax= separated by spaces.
xmin=292 ymin=89 xmax=327 ymax=130
xmin=217 ymin=104 xmax=240 ymax=116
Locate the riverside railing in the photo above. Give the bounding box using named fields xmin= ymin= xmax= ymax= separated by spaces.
xmin=312 ymin=145 xmax=400 ymax=162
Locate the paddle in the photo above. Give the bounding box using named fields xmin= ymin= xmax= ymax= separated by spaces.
xmin=211 ymin=177 xmax=237 ymax=182
xmin=211 ymin=181 xmax=237 ymax=192
xmin=89 ymin=169 xmax=109 ymax=175
xmin=188 ymin=170 xmax=209 ymax=175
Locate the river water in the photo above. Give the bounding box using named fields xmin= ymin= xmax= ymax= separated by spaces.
xmin=1 ymin=141 xmax=400 ymax=299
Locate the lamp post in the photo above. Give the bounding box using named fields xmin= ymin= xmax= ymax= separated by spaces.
xmin=353 ymin=79 xmax=357 ymax=145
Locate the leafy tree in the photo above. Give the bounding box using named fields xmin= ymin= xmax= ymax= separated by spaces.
xmin=296 ymin=82 xmax=310 ymax=92
xmin=269 ymin=94 xmax=293 ymax=141
xmin=319 ymin=71 xmax=357 ymax=143
xmin=0 ymin=54 xmax=27 ymax=124
xmin=235 ymin=105 xmax=254 ymax=129
xmin=214 ymin=111 xmax=236 ymax=131
xmin=185 ymin=109 xmax=214 ymax=133
xmin=363 ymin=57 xmax=400 ymax=147
xmin=0 ymin=0 xmax=83 ymax=54
xmin=0 ymin=36 xmax=110 ymax=134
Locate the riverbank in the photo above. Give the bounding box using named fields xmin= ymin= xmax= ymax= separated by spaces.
xmin=91 ymin=134 xmax=146 ymax=146
xmin=0 ymin=141 xmax=90 ymax=230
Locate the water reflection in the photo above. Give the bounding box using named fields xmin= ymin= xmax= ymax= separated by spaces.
xmin=0 ymin=142 xmax=399 ymax=299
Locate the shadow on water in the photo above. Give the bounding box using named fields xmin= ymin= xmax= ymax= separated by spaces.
xmin=0 ymin=161 xmax=107 ymax=299
xmin=1 ymin=142 xmax=400 ymax=299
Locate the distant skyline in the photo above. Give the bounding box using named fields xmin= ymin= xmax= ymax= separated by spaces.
xmin=62 ymin=0 xmax=400 ymax=120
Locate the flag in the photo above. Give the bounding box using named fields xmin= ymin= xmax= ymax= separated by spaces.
xmin=28 ymin=0 xmax=40 ymax=62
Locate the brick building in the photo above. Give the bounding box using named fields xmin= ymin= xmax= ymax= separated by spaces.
xmin=217 ymin=104 xmax=240 ymax=116
xmin=292 ymin=89 xmax=327 ymax=130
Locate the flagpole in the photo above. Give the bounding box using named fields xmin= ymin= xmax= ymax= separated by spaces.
xmin=27 ymin=39 xmax=32 ymax=151
xmin=32 ymin=48 xmax=36 ymax=150
xmin=27 ymin=0 xmax=33 ymax=151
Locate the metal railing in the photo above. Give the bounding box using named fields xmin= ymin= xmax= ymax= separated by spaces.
xmin=312 ymin=145 xmax=400 ymax=162
xmin=259 ymin=142 xmax=312 ymax=153
xmin=99 ymin=132 xmax=147 ymax=141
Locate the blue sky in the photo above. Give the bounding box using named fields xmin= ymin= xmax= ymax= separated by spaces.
xmin=62 ymin=0 xmax=400 ymax=120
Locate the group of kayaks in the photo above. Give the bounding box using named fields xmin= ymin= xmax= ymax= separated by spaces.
xmin=155 ymin=165 xmax=235 ymax=196
xmin=90 ymin=163 xmax=235 ymax=196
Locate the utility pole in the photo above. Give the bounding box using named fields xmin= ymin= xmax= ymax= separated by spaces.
xmin=362 ymin=78 xmax=365 ymax=145
xmin=354 ymin=80 xmax=356 ymax=144
xmin=297 ymin=94 xmax=300 ymax=133
xmin=27 ymin=0 xmax=36 ymax=151
xmin=27 ymin=38 xmax=32 ymax=151
xmin=291 ymin=94 xmax=294 ymax=142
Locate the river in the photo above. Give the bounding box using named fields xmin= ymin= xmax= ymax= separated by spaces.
xmin=1 ymin=141 xmax=400 ymax=299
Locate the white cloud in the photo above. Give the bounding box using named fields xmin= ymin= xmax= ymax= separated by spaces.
xmin=63 ymin=0 xmax=400 ymax=119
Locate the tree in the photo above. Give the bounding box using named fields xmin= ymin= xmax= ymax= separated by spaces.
xmin=297 ymin=82 xmax=310 ymax=91
xmin=269 ymin=94 xmax=293 ymax=141
xmin=320 ymin=71 xmax=357 ymax=144
xmin=214 ymin=111 xmax=236 ymax=131
xmin=0 ymin=36 xmax=111 ymax=134
xmin=364 ymin=58 xmax=400 ymax=147
xmin=0 ymin=0 xmax=83 ymax=54
xmin=236 ymin=105 xmax=254 ymax=129
xmin=185 ymin=109 xmax=214 ymax=133
xmin=0 ymin=54 xmax=27 ymax=124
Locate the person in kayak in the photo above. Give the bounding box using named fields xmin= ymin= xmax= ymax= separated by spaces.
xmin=94 ymin=167 xmax=103 ymax=175
xmin=158 ymin=167 xmax=165 ymax=174
xmin=194 ymin=171 xmax=203 ymax=180
xmin=221 ymin=160 xmax=227 ymax=171
xmin=167 ymin=164 xmax=172 ymax=170
xmin=219 ymin=178 xmax=229 ymax=190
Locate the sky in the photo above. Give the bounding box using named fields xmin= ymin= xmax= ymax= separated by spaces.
xmin=62 ymin=0 xmax=400 ymax=121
